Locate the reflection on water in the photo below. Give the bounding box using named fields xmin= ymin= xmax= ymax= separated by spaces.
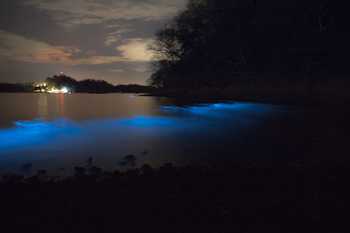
xmin=0 ymin=93 xmax=160 ymax=127
xmin=0 ymin=93 xmax=291 ymax=173
xmin=38 ymin=94 xmax=48 ymax=118
xmin=58 ymin=94 xmax=65 ymax=116
xmin=38 ymin=94 xmax=66 ymax=119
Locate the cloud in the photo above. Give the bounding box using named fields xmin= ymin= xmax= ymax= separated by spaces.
xmin=104 ymin=28 xmax=132 ymax=46
xmin=0 ymin=31 xmax=155 ymax=65
xmin=116 ymin=38 xmax=154 ymax=62
xmin=0 ymin=30 xmax=77 ymax=64
xmin=109 ymin=68 xmax=125 ymax=73
xmin=24 ymin=0 xmax=187 ymax=28
xmin=75 ymin=56 xmax=126 ymax=65
xmin=105 ymin=36 xmax=119 ymax=46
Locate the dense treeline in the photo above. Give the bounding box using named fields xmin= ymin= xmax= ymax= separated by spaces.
xmin=46 ymin=75 xmax=115 ymax=93
xmin=45 ymin=74 xmax=155 ymax=93
xmin=150 ymin=0 xmax=350 ymax=89
xmin=0 ymin=75 xmax=154 ymax=93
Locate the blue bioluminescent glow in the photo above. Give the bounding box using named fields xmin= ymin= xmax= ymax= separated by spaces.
xmin=0 ymin=102 xmax=274 ymax=154
xmin=161 ymin=102 xmax=272 ymax=118
xmin=0 ymin=119 xmax=80 ymax=153
xmin=0 ymin=102 xmax=278 ymax=172
xmin=118 ymin=115 xmax=178 ymax=127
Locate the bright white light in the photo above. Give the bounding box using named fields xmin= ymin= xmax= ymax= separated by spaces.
xmin=61 ymin=87 xmax=69 ymax=94
xmin=47 ymin=86 xmax=70 ymax=94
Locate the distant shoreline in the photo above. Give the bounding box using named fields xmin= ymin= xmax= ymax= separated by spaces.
xmin=2 ymin=88 xmax=350 ymax=106
xmin=2 ymin=81 xmax=350 ymax=106
xmin=0 ymin=80 xmax=154 ymax=94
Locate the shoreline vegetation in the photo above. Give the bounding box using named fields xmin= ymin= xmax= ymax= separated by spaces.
xmin=1 ymin=159 xmax=349 ymax=232
xmin=0 ymin=74 xmax=155 ymax=94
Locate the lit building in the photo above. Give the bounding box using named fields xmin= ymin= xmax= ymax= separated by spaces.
xmin=33 ymin=82 xmax=48 ymax=93
xmin=33 ymin=82 xmax=71 ymax=94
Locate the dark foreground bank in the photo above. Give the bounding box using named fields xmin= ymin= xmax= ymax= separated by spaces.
xmin=1 ymin=159 xmax=349 ymax=233
xmin=148 ymin=77 xmax=350 ymax=106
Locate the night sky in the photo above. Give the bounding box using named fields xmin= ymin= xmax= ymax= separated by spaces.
xmin=0 ymin=0 xmax=186 ymax=84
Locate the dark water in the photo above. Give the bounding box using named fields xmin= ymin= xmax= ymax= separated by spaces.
xmin=0 ymin=93 xmax=347 ymax=174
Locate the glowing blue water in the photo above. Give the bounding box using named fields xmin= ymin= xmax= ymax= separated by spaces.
xmin=0 ymin=119 xmax=80 ymax=152
xmin=118 ymin=116 xmax=179 ymax=128
xmin=162 ymin=102 xmax=272 ymax=117
xmin=0 ymin=101 xmax=281 ymax=173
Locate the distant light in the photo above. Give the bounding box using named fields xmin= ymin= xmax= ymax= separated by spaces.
xmin=34 ymin=82 xmax=47 ymax=88
xmin=47 ymin=86 xmax=70 ymax=94
xmin=61 ymin=87 xmax=69 ymax=94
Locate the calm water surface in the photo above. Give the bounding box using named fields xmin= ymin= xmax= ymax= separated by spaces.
xmin=0 ymin=93 xmax=346 ymax=174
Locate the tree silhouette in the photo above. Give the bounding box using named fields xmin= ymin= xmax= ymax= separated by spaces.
xmin=46 ymin=74 xmax=78 ymax=90
xmin=150 ymin=0 xmax=349 ymax=90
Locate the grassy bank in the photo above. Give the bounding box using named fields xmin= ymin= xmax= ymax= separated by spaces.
xmin=1 ymin=159 xmax=349 ymax=233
